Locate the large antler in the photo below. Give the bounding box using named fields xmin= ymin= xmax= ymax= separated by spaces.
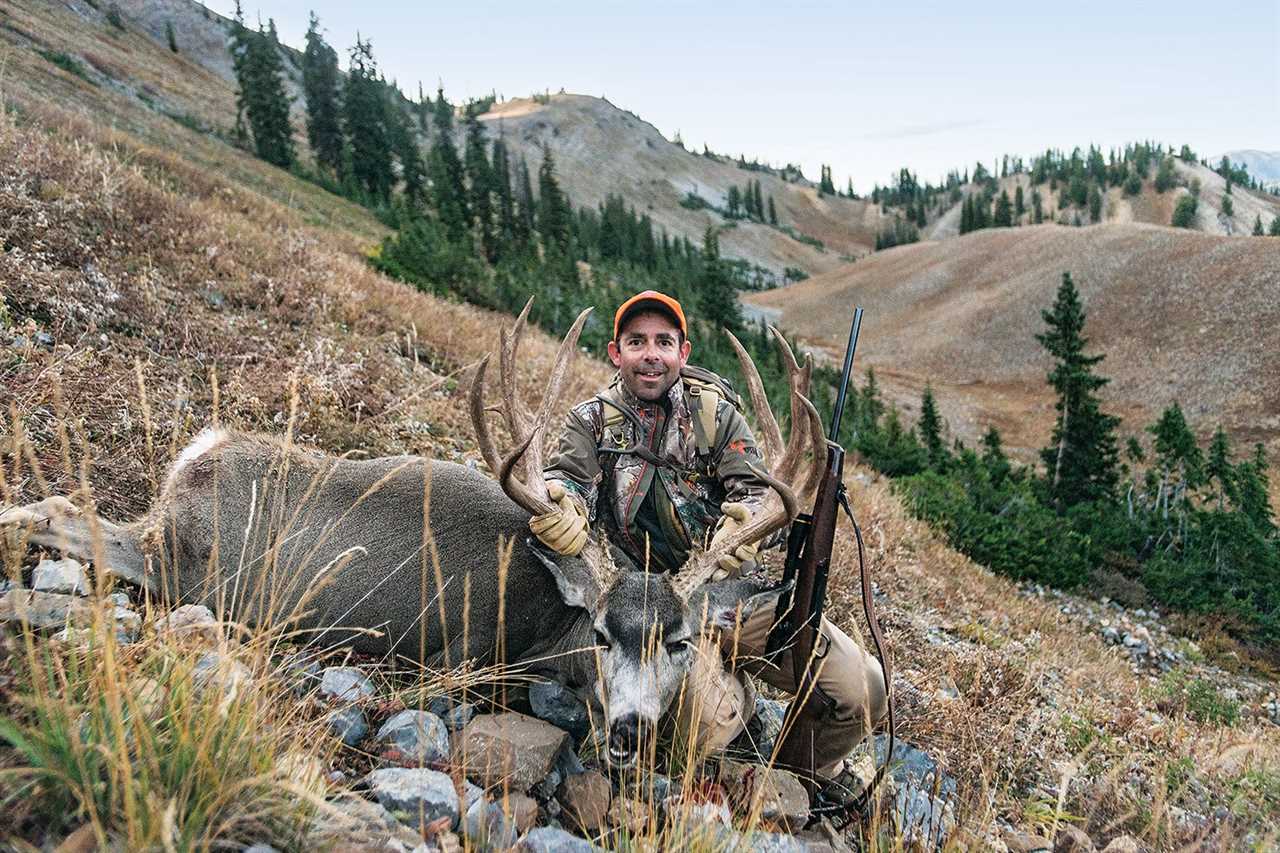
xmin=672 ymin=328 xmax=827 ymax=599
xmin=467 ymin=298 xmax=593 ymax=517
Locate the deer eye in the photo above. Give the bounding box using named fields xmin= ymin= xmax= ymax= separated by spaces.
xmin=666 ymin=638 xmax=692 ymax=656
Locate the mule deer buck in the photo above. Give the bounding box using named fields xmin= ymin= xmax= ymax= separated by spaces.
xmin=1 ymin=301 xmax=825 ymax=766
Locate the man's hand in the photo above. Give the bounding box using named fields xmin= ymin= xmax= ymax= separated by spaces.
xmin=529 ymin=481 xmax=589 ymax=556
xmin=709 ymin=501 xmax=758 ymax=581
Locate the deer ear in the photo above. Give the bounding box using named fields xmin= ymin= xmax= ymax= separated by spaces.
xmin=695 ymin=577 xmax=793 ymax=630
xmin=526 ymin=538 xmax=601 ymax=611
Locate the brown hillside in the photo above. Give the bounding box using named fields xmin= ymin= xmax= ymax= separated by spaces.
xmin=478 ymin=94 xmax=888 ymax=274
xmin=747 ymin=223 xmax=1280 ymax=464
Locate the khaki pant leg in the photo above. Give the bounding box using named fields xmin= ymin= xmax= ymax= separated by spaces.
xmin=723 ymin=607 xmax=888 ymax=778
xmin=670 ymin=632 xmax=754 ymax=760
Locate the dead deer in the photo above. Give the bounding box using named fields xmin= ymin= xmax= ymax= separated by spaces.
xmin=1 ymin=301 xmax=825 ymax=766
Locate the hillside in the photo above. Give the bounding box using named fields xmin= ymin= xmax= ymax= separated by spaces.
xmin=3 ymin=0 xmax=885 ymax=280
xmin=477 ymin=94 xmax=889 ymax=275
xmin=746 ymin=223 xmax=1280 ymax=466
xmin=924 ymin=161 xmax=1280 ymax=240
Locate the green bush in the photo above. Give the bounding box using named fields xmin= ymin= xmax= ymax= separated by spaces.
xmin=37 ymin=50 xmax=96 ymax=86
xmin=1171 ymin=194 xmax=1198 ymax=228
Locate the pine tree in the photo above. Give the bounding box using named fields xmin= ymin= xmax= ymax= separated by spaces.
xmin=166 ymin=19 xmax=178 ymax=52
xmin=490 ymin=134 xmax=516 ymax=245
xmin=752 ymin=180 xmax=764 ymax=220
xmin=342 ymin=37 xmax=394 ymax=200
xmin=1205 ymin=426 xmax=1234 ymax=509
xmin=1015 ymin=184 xmax=1025 ymax=220
xmin=727 ymin=185 xmax=741 ymax=218
xmin=980 ymin=425 xmax=1011 ymax=485
xmin=302 ymin=13 xmax=343 ymax=176
xmin=919 ymin=384 xmax=946 ymax=470
xmin=1270 ymin=216 xmax=1280 ymax=236
xmin=515 ymin=156 xmax=536 ymax=247
xmin=818 ymin=165 xmax=836 ymax=195
xmin=234 ymin=21 xmax=295 ymax=168
xmin=1221 ymin=194 xmax=1233 ymax=218
xmin=1037 ymin=272 xmax=1120 ymax=507
xmin=1154 ymin=157 xmax=1176 ymax=192
xmin=1032 ymin=189 xmax=1043 ymax=224
xmin=1252 ymin=214 xmax=1264 ymax=236
xmin=429 ymin=87 xmax=469 ymax=242
xmin=386 ymin=92 xmax=426 ymax=203
xmin=993 ymin=190 xmax=1012 ymax=227
xmin=537 ymin=145 xmax=573 ymax=261
xmin=1088 ymin=184 xmax=1103 ymax=223
xmin=464 ymin=114 xmax=496 ymax=259
xmin=767 ymin=195 xmax=777 ymax=226
xmin=698 ymin=227 xmax=742 ymax=335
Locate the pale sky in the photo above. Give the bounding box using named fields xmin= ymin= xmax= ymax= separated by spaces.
xmin=208 ymin=0 xmax=1280 ymax=192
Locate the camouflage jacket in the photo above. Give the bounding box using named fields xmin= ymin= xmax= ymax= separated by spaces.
xmin=544 ymin=370 xmax=768 ymax=572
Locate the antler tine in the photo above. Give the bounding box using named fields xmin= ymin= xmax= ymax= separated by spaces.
xmin=524 ymin=307 xmax=593 ymax=485
xmin=500 ymin=431 xmax=554 ymax=517
xmin=797 ymin=394 xmax=829 ymax=501
xmin=498 ymin=297 xmax=536 ymax=441
xmin=467 ymin=356 xmax=505 ymax=476
xmin=768 ymin=325 xmax=813 ymax=400
xmin=672 ymin=463 xmax=799 ymax=599
xmin=725 ymin=330 xmax=784 ymax=468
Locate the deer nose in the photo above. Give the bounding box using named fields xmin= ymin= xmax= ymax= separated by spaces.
xmin=608 ymin=713 xmax=642 ymax=764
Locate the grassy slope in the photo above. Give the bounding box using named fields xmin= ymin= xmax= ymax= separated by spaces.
xmin=1 ymin=2 xmax=1277 ymax=850
xmin=746 ymin=223 xmax=1280 ymax=475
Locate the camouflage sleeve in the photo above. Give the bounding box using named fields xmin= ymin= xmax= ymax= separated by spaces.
xmin=543 ymin=403 xmax=603 ymax=521
xmin=712 ymin=400 xmax=769 ymax=517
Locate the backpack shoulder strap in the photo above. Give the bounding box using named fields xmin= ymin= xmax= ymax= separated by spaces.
xmin=680 ymin=365 xmax=741 ymax=458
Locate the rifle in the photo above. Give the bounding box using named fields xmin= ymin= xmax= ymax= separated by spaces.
xmin=765 ymin=308 xmax=895 ymax=823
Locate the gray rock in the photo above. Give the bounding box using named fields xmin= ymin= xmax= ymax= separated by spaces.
xmin=734 ymin=696 xmax=787 ymax=761
xmin=0 ymin=589 xmax=94 ymax=629
xmin=308 ymin=795 xmax=422 ymax=849
xmin=464 ymin=797 xmax=519 ymax=850
xmin=514 ymin=826 xmax=603 ymax=852
xmin=719 ymin=758 xmax=809 ymax=829
xmin=1101 ymin=626 xmax=1121 ymax=645
xmin=319 ymin=666 xmax=375 ymax=703
xmin=444 ymin=702 xmax=477 ymax=732
xmin=364 ymin=768 xmax=460 ymax=829
xmin=453 ymin=712 xmax=569 ymax=792
xmin=377 ymin=710 xmax=450 ymax=766
xmin=156 ymin=604 xmax=219 ymax=643
xmin=557 ymin=769 xmax=612 ymax=833
xmin=281 ymin=652 xmax=321 ymax=695
xmin=193 ymin=651 xmax=251 ymax=695
xmin=109 ymin=592 xmax=130 ymax=607
xmin=872 ymin=735 xmax=956 ymax=850
xmin=729 ymin=830 xmax=810 ymax=852
xmin=529 ymin=679 xmax=591 ymax=741
xmin=241 ymin=845 xmax=280 ymax=853
xmin=327 ymin=706 xmax=368 ymax=746
xmin=33 ymin=558 xmax=90 ymax=595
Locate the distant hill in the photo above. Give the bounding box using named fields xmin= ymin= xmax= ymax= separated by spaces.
xmin=746 ymin=223 xmax=1280 ymax=465
xmin=1218 ymin=150 xmax=1280 ymax=185
xmin=921 ymin=159 xmax=1280 ymax=240
xmin=477 ymin=95 xmax=890 ymax=279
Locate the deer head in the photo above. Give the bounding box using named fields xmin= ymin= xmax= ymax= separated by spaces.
xmin=468 ymin=299 xmax=825 ymax=766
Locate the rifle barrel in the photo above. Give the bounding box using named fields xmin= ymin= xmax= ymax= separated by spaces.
xmin=827 ymin=307 xmax=864 ymax=441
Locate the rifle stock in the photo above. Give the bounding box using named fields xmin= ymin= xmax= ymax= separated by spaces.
xmin=772 ymin=440 xmax=844 ymax=788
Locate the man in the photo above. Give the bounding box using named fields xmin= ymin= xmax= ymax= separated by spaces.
xmin=530 ymin=289 xmax=887 ymax=785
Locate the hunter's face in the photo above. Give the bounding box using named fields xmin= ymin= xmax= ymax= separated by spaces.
xmin=608 ymin=312 xmax=691 ymax=402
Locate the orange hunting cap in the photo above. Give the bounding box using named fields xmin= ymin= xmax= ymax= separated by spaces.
xmin=613 ymin=290 xmax=687 ymax=339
